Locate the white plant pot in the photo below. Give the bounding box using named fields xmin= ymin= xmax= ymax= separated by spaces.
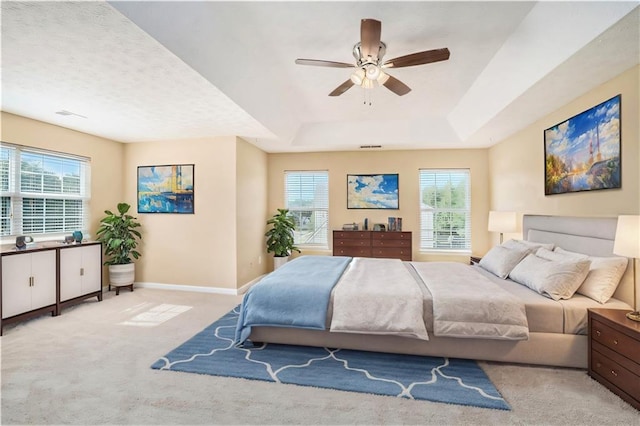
xmin=108 ymin=263 xmax=135 ymax=287
xmin=273 ymin=256 xmax=290 ymax=270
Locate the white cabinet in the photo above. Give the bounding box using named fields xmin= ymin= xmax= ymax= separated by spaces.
xmin=1 ymin=250 xmax=57 ymax=319
xmin=60 ymin=244 xmax=102 ymax=302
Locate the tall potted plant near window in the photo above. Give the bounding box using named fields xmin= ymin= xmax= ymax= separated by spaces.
xmin=265 ymin=208 xmax=300 ymax=269
xmin=96 ymin=202 xmax=142 ymax=294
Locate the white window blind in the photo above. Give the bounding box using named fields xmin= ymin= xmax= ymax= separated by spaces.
xmin=0 ymin=143 xmax=91 ymax=239
xmin=285 ymin=171 xmax=329 ymax=247
xmin=419 ymin=169 xmax=471 ymax=252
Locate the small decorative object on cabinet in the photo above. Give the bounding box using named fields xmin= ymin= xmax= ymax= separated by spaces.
xmin=72 ymin=230 xmax=83 ymax=243
xmin=96 ymin=202 xmax=142 ymax=295
xmin=333 ymin=231 xmax=411 ymax=261
xmin=588 ymin=308 xmax=640 ymax=410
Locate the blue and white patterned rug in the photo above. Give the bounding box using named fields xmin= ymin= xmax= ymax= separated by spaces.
xmin=151 ymin=306 xmax=510 ymax=410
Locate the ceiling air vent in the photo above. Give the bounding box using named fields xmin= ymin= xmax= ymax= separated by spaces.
xmin=359 ymin=145 xmax=382 ymax=149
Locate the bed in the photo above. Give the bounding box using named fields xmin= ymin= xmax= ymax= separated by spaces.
xmin=239 ymin=215 xmax=635 ymax=368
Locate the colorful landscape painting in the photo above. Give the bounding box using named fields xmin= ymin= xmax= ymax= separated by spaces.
xmin=347 ymin=174 xmax=399 ymax=209
xmin=544 ymin=95 xmax=621 ymax=195
xmin=137 ymin=164 xmax=194 ymax=213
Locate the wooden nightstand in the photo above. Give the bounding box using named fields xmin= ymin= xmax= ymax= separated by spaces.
xmin=588 ymin=308 xmax=640 ymax=410
xmin=469 ymin=256 xmax=482 ymax=265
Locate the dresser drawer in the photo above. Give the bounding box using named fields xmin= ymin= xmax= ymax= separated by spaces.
xmin=591 ymin=349 xmax=640 ymax=399
xmin=334 ymin=238 xmax=370 ymax=247
xmin=333 ymin=247 xmax=372 ymax=257
xmin=371 ymin=247 xmax=412 ymax=261
xmin=591 ymin=318 xmax=640 ymax=362
xmin=371 ymin=232 xmax=411 ymax=241
xmin=333 ymin=231 xmax=370 ymax=240
xmin=371 ymin=238 xmax=410 ymax=248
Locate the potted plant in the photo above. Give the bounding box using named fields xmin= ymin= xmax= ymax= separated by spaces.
xmin=96 ymin=202 xmax=142 ymax=293
xmin=265 ymin=208 xmax=300 ymax=269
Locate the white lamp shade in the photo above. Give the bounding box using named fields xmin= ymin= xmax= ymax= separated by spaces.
xmin=488 ymin=211 xmax=518 ymax=233
xmin=350 ymin=68 xmax=365 ymax=86
xmin=613 ymin=215 xmax=640 ymax=258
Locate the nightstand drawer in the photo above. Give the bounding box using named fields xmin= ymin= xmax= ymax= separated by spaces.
xmin=591 ymin=350 xmax=640 ymax=399
xmin=591 ymin=318 xmax=639 ymax=362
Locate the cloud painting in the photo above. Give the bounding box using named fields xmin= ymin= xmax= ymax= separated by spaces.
xmin=347 ymin=174 xmax=399 ymax=209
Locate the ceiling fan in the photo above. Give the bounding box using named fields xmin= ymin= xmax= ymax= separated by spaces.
xmin=295 ymin=18 xmax=450 ymax=97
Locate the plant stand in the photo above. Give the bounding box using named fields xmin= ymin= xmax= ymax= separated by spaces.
xmin=109 ymin=283 xmax=134 ymax=296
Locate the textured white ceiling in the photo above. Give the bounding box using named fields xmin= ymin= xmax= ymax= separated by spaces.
xmin=2 ymin=1 xmax=638 ymax=153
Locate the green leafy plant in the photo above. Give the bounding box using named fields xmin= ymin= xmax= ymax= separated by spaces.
xmin=265 ymin=208 xmax=301 ymax=257
xmin=96 ymin=203 xmax=142 ymax=265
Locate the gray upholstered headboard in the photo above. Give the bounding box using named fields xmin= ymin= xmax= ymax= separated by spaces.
xmin=522 ymin=215 xmax=634 ymax=307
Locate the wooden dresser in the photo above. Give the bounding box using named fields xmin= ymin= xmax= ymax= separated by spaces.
xmin=332 ymin=231 xmax=412 ymax=261
xmin=588 ymin=308 xmax=640 ymax=410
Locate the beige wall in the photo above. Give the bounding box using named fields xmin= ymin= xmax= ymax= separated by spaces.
xmin=268 ymin=149 xmax=491 ymax=263
xmin=236 ymin=137 xmax=269 ymax=285
xmin=489 ymin=65 xmax=640 ymax=245
xmin=123 ymin=137 xmax=239 ymax=289
xmin=0 ymin=112 xmax=124 ymax=238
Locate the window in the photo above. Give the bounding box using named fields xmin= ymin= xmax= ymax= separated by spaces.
xmin=419 ymin=169 xmax=471 ymax=252
xmin=285 ymin=171 xmax=329 ymax=248
xmin=0 ymin=143 xmax=91 ymax=240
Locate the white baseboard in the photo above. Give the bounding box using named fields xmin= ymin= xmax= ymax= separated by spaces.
xmin=132 ymin=275 xmax=265 ymax=296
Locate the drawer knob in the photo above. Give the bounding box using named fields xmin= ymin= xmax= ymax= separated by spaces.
xmin=611 ymin=370 xmax=618 ymax=377
xmin=596 ymin=362 xmax=602 ymax=368
xmin=613 ymin=339 xmax=618 ymax=345
xmin=596 ymin=330 xmax=601 ymax=337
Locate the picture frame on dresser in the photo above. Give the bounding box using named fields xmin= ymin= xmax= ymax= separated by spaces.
xmin=347 ymin=174 xmax=399 ymax=209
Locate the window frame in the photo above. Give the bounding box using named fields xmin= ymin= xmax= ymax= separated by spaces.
xmin=1 ymin=142 xmax=91 ymax=242
xmin=418 ymin=168 xmax=471 ymax=253
xmin=284 ymin=170 xmax=329 ymax=249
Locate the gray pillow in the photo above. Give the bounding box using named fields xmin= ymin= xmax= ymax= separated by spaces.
xmin=509 ymin=253 xmax=591 ymax=301
xmin=479 ymin=245 xmax=529 ymax=279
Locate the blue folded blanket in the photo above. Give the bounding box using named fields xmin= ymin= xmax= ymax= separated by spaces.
xmin=235 ymin=255 xmax=352 ymax=344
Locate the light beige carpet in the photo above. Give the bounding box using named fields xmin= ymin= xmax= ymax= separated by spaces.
xmin=1 ymin=287 xmax=637 ymax=425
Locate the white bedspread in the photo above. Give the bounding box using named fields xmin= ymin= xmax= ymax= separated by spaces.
xmin=329 ymin=257 xmax=430 ymax=340
xmin=410 ymin=262 xmax=529 ymax=340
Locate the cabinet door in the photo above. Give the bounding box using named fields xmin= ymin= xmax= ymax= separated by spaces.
xmin=60 ymin=248 xmax=83 ymax=301
xmin=29 ymin=251 xmax=57 ymax=310
xmin=80 ymin=244 xmax=102 ymax=294
xmin=60 ymin=245 xmax=102 ymax=301
xmin=2 ymin=254 xmax=33 ymax=318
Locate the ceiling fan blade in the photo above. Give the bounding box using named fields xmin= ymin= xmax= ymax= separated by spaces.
xmin=360 ymin=19 xmax=382 ymax=59
xmin=382 ymin=74 xmax=411 ymax=96
xmin=329 ymin=80 xmax=355 ymax=96
xmin=383 ymin=48 xmax=450 ymax=69
xmin=295 ymin=59 xmax=355 ymax=68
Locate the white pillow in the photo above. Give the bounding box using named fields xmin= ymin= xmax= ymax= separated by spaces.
xmin=479 ymin=245 xmax=529 ymax=279
xmin=509 ymin=253 xmax=591 ymax=301
xmin=503 ymin=239 xmax=555 ymax=253
xmin=553 ymin=247 xmax=628 ymax=304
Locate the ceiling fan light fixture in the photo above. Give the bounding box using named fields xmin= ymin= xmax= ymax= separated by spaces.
xmin=362 ymin=78 xmax=378 ymax=90
xmin=377 ymin=71 xmax=390 ymax=85
xmin=350 ymin=68 xmax=365 ymax=85
xmin=365 ymin=64 xmax=380 ymax=80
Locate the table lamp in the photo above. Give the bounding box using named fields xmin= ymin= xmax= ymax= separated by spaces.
xmin=488 ymin=211 xmax=518 ymax=244
xmin=613 ymin=215 xmax=640 ymax=322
